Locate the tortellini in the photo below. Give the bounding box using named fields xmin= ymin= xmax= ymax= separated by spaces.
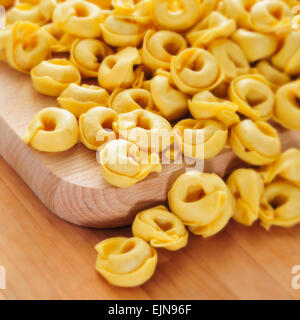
xmin=259 ymin=181 xmax=300 ymax=230
xmin=229 ymin=119 xmax=281 ymax=165
xmin=23 ymin=107 xmax=79 ymax=152
xmin=255 ymin=60 xmax=290 ymax=91
xmin=98 ymin=47 xmax=142 ymax=92
xmin=168 ymin=171 xmax=234 ymax=237
xmin=95 ymin=237 xmax=157 ymax=287
xmin=150 ymin=70 xmax=188 ymax=121
xmin=39 ymin=0 xmax=66 ymax=21
xmin=170 ymin=48 xmax=223 ymax=95
xmin=229 ymin=74 xmax=274 ymax=121
xmin=173 ymin=119 xmax=228 ymax=160
xmin=188 ymin=91 xmax=240 ymax=128
xmin=79 ymin=107 xmax=118 ymax=151
xmin=5 ymin=21 xmax=51 ymax=73
xmin=274 ymin=80 xmax=300 ymax=130
xmin=100 ymin=14 xmax=146 ymax=47
xmin=231 ymin=29 xmax=278 ymax=62
xmin=6 ymin=3 xmax=47 ymax=25
xmin=208 ymin=38 xmax=250 ymax=82
xmin=249 ymin=0 xmax=292 ymax=34
xmin=31 ymin=58 xmax=81 ymax=96
xmin=198 ymin=0 xmax=218 ymax=20
xmin=42 ymin=23 xmax=77 ymax=53
xmin=112 ymin=0 xmax=151 ymax=24
xmin=151 ymin=0 xmax=200 ymax=32
xmin=58 ymin=83 xmax=109 ymax=117
xmin=186 ymin=11 xmax=236 ymax=48
xmin=53 ymin=0 xmax=106 ymax=38
xmin=271 ymin=30 xmax=300 ymax=76
xmin=142 ymin=30 xmax=187 ymax=71
xmin=70 ymin=39 xmax=113 ymax=79
xmin=132 ymin=205 xmax=188 ymax=251
xmin=99 ymin=139 xmax=161 ymax=188
xmin=227 ymin=168 xmax=264 ymax=226
xmin=260 ymin=148 xmax=300 ymax=188
xmin=113 ymin=109 xmax=172 ymax=152
xmin=109 ymin=88 xmax=156 ymax=114
xmin=218 ymin=0 xmax=257 ymax=29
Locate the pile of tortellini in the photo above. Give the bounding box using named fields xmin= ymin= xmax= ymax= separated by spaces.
xmin=1 ymin=0 xmax=300 ymax=287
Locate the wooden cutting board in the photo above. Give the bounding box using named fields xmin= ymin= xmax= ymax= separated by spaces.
xmin=0 ymin=61 xmax=300 ymax=228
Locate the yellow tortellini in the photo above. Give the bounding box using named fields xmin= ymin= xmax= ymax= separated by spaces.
xmin=57 ymin=83 xmax=109 ymax=117
xmin=113 ymin=109 xmax=172 ymax=152
xmin=53 ymin=0 xmax=106 ymax=38
xmin=141 ymin=30 xmax=187 ymax=71
xmin=150 ymin=70 xmax=188 ymax=121
xmin=188 ymin=91 xmax=240 ymax=128
xmin=229 ymin=74 xmax=274 ymax=121
xmin=218 ymin=0 xmax=257 ymax=29
xmin=31 ymin=58 xmax=81 ymax=96
xmin=6 ymin=3 xmax=47 ymax=25
xmin=95 ymin=237 xmax=157 ymax=287
xmin=198 ymin=0 xmax=218 ymax=20
xmin=99 ymin=139 xmax=161 ymax=188
xmin=100 ymin=14 xmax=146 ymax=47
xmin=208 ymin=38 xmax=250 ymax=82
xmin=272 ymin=30 xmax=300 ymax=76
xmin=227 ymin=168 xmax=264 ymax=226
xmin=5 ymin=21 xmax=51 ymax=73
xmin=231 ymin=29 xmax=278 ymax=62
xmin=98 ymin=47 xmax=142 ymax=92
xmin=255 ymin=60 xmax=290 ymax=91
xmin=168 ymin=171 xmax=234 ymax=237
xmin=260 ymin=148 xmax=300 ymax=188
xmin=112 ymin=0 xmax=151 ymax=25
xmin=39 ymin=0 xmax=65 ymax=21
xmin=249 ymin=0 xmax=292 ymax=34
xmin=173 ymin=119 xmax=228 ymax=160
xmin=42 ymin=23 xmax=77 ymax=53
xmin=274 ymin=80 xmax=300 ymax=130
xmin=109 ymin=88 xmax=156 ymax=114
xmin=229 ymin=119 xmax=281 ymax=165
xmin=186 ymin=11 xmax=236 ymax=48
xmin=151 ymin=0 xmax=200 ymax=32
xmin=0 ymin=0 xmax=15 ymax=8
xmin=70 ymin=38 xmax=113 ymax=79
xmin=170 ymin=48 xmax=223 ymax=95
xmin=79 ymin=107 xmax=118 ymax=151
xmin=259 ymin=181 xmax=300 ymax=230
xmin=132 ymin=205 xmax=188 ymax=251
xmin=23 ymin=107 xmax=79 ymax=152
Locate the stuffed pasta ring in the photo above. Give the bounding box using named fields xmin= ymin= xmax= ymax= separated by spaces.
xmin=170 ymin=48 xmax=223 ymax=95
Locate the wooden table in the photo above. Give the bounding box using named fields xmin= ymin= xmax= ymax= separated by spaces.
xmin=0 ymin=155 xmax=300 ymax=300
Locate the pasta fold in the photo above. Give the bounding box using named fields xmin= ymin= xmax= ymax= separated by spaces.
xmin=23 ymin=107 xmax=79 ymax=152
xmin=132 ymin=205 xmax=188 ymax=251
xmin=168 ymin=171 xmax=234 ymax=237
xmin=95 ymin=237 xmax=157 ymax=287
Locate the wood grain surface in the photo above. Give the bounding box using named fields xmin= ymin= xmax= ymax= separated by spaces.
xmin=1 ymin=155 xmax=300 ymax=300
